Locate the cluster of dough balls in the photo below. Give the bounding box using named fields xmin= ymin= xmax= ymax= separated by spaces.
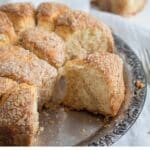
xmin=0 ymin=2 xmax=124 ymax=146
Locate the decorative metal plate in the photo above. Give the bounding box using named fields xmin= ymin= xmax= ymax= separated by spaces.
xmin=34 ymin=34 xmax=147 ymax=146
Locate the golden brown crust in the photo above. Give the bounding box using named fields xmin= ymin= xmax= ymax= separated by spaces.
xmin=20 ymin=27 xmax=66 ymax=68
xmin=56 ymin=10 xmax=106 ymax=31
xmin=135 ymin=80 xmax=145 ymax=89
xmin=0 ymin=83 xmax=39 ymax=146
xmin=0 ymin=3 xmax=35 ymax=33
xmin=0 ymin=2 xmax=125 ymax=145
xmin=61 ymin=52 xmax=125 ymax=116
xmin=56 ymin=10 xmax=113 ymax=36
xmin=96 ymin=0 xmax=147 ymax=16
xmin=55 ymin=10 xmax=114 ymax=55
xmin=0 ymin=11 xmax=17 ymax=45
xmin=85 ymin=52 xmax=125 ymax=116
xmin=37 ymin=2 xmax=70 ymax=31
xmin=0 ymin=45 xmax=57 ymax=109
xmin=0 ymin=3 xmax=34 ymax=16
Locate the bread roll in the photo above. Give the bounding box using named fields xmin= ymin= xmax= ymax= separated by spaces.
xmin=20 ymin=28 xmax=65 ymax=68
xmin=95 ymin=0 xmax=147 ymax=16
xmin=0 ymin=45 xmax=57 ymax=109
xmin=37 ymin=2 xmax=70 ymax=32
xmin=0 ymin=83 xmax=39 ymax=146
xmin=0 ymin=3 xmax=35 ymax=33
xmin=55 ymin=11 xmax=114 ymax=60
xmin=58 ymin=52 xmax=125 ymax=116
xmin=0 ymin=11 xmax=17 ymax=46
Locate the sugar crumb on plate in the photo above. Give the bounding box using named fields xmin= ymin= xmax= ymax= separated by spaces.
xmin=135 ymin=80 xmax=145 ymax=89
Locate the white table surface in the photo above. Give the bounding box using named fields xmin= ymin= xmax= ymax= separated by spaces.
xmin=0 ymin=0 xmax=150 ymax=146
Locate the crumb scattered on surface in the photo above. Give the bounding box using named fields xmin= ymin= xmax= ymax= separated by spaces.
xmin=103 ymin=116 xmax=111 ymax=123
xmin=104 ymin=123 xmax=110 ymax=128
xmin=34 ymin=137 xmax=37 ymax=143
xmin=135 ymin=80 xmax=145 ymax=89
xmin=96 ymin=118 xmax=100 ymax=122
xmin=40 ymin=127 xmax=44 ymax=132
xmin=44 ymin=102 xmax=60 ymax=111
xmin=64 ymin=106 xmax=72 ymax=112
xmin=37 ymin=126 xmax=44 ymax=135
xmin=49 ymin=120 xmax=55 ymax=125
xmin=43 ymin=111 xmax=49 ymax=117
xmin=80 ymin=128 xmax=87 ymax=136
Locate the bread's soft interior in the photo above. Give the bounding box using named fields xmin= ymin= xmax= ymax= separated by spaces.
xmin=60 ymin=61 xmax=112 ymax=115
xmin=56 ymin=28 xmax=110 ymax=60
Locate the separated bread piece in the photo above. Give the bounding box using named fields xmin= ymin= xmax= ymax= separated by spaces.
xmin=95 ymin=0 xmax=147 ymax=16
xmin=55 ymin=10 xmax=114 ymax=60
xmin=0 ymin=3 xmax=35 ymax=34
xmin=0 ymin=77 xmax=17 ymax=97
xmin=0 ymin=45 xmax=57 ymax=109
xmin=0 ymin=83 xmax=39 ymax=146
xmin=0 ymin=11 xmax=17 ymax=46
xmin=21 ymin=28 xmax=65 ymax=68
xmin=58 ymin=52 xmax=125 ymax=116
xmin=37 ymin=2 xmax=70 ymax=32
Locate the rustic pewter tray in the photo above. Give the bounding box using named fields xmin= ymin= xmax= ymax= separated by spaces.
xmin=33 ymin=34 xmax=147 ymax=146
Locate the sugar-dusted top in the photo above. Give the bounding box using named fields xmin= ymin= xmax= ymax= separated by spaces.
xmin=0 ymin=83 xmax=38 ymax=137
xmin=37 ymin=2 xmax=69 ymax=19
xmin=0 ymin=3 xmax=35 ymax=17
xmin=85 ymin=52 xmax=124 ymax=95
xmin=21 ymin=27 xmax=65 ymax=67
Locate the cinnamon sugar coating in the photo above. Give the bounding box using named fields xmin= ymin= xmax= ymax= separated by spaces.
xmin=37 ymin=2 xmax=70 ymax=31
xmin=0 ymin=83 xmax=39 ymax=146
xmin=0 ymin=45 xmax=57 ymax=109
xmin=0 ymin=3 xmax=35 ymax=33
xmin=20 ymin=27 xmax=65 ymax=68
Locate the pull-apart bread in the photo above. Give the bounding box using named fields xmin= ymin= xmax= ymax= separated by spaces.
xmin=0 ymin=11 xmax=17 ymax=46
xmin=0 ymin=2 xmax=125 ymax=146
xmin=0 ymin=45 xmax=57 ymax=109
xmin=0 ymin=3 xmax=35 ymax=34
xmin=55 ymin=10 xmax=114 ymax=60
xmin=57 ymin=52 xmax=125 ymax=117
xmin=37 ymin=2 xmax=70 ymax=32
xmin=20 ymin=27 xmax=65 ymax=68
xmin=37 ymin=3 xmax=114 ymax=60
xmin=94 ymin=0 xmax=147 ymax=16
xmin=0 ymin=80 xmax=39 ymax=146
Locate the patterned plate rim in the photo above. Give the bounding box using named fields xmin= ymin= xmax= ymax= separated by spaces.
xmin=76 ymin=34 xmax=147 ymax=146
